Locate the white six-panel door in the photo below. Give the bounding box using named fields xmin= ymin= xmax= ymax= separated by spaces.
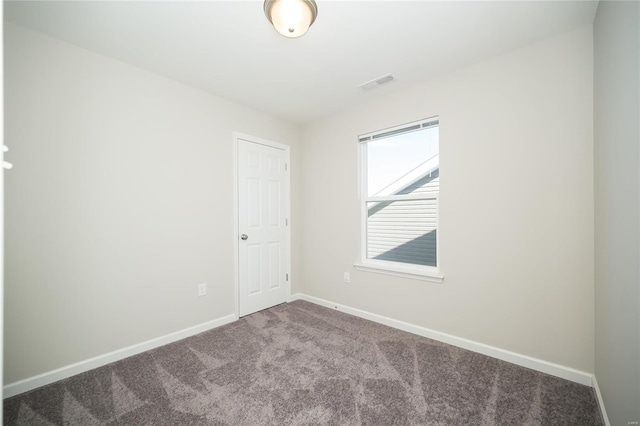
xmin=237 ymin=137 xmax=289 ymax=317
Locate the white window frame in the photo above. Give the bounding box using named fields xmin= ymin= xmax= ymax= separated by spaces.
xmin=354 ymin=117 xmax=444 ymax=283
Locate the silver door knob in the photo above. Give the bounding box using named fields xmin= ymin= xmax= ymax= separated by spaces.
xmin=240 ymin=234 xmax=248 ymax=240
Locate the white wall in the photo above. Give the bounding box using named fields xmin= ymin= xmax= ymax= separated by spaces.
xmin=3 ymin=22 xmax=301 ymax=384
xmin=1 ymin=5 xmax=5 ymax=414
xmin=300 ymin=27 xmax=594 ymax=372
xmin=594 ymin=1 xmax=640 ymax=424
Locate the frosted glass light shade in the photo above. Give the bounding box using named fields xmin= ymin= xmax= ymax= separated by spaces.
xmin=264 ymin=0 xmax=318 ymax=38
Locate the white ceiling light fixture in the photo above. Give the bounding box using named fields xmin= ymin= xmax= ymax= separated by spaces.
xmin=264 ymin=0 xmax=318 ymax=38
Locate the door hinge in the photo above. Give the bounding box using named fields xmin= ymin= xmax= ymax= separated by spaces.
xmin=285 ymin=218 xmax=288 ymax=226
xmin=285 ymin=163 xmax=288 ymax=171
xmin=286 ymin=273 xmax=289 ymax=281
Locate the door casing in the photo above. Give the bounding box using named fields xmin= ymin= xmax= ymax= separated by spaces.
xmin=233 ymin=132 xmax=291 ymax=319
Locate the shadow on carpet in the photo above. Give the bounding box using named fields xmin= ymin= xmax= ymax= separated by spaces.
xmin=3 ymin=300 xmax=603 ymax=425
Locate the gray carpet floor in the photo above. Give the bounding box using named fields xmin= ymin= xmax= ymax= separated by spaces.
xmin=4 ymin=300 xmax=603 ymax=425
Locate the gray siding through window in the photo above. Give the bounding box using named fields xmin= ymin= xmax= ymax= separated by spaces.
xmin=367 ymin=169 xmax=439 ymax=266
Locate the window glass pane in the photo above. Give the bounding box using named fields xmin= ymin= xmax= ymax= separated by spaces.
xmin=367 ymin=126 xmax=439 ymax=197
xmin=367 ymin=199 xmax=437 ymax=267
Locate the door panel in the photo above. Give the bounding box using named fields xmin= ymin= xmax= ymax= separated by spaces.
xmin=238 ymin=138 xmax=288 ymax=316
xmin=268 ymin=242 xmax=281 ymax=289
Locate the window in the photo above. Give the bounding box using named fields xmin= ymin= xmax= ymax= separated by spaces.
xmin=356 ymin=117 xmax=442 ymax=282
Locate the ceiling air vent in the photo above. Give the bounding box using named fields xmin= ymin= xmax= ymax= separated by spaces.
xmin=358 ymin=74 xmax=395 ymax=91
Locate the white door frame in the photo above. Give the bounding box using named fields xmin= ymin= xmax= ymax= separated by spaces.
xmin=1 ymin=7 xmax=5 ymax=414
xmin=233 ymin=132 xmax=291 ymax=319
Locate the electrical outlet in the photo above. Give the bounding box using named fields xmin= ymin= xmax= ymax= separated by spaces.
xmin=343 ymin=272 xmax=350 ymax=283
xmin=198 ymin=283 xmax=206 ymax=297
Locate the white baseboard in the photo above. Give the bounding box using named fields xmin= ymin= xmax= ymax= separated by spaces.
xmin=591 ymin=375 xmax=611 ymax=426
xmin=289 ymin=293 xmax=594 ymax=386
xmin=6 ymin=295 xmax=604 ymax=416
xmin=3 ymin=314 xmax=237 ymax=399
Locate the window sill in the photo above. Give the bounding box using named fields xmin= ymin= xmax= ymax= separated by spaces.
xmin=353 ymin=261 xmax=444 ymax=283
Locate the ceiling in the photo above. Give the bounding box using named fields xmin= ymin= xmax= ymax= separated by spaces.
xmin=5 ymin=1 xmax=598 ymax=124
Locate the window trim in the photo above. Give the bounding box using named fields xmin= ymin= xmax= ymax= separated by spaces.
xmin=356 ymin=117 xmax=443 ymax=282
xmin=353 ymin=260 xmax=444 ymax=283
